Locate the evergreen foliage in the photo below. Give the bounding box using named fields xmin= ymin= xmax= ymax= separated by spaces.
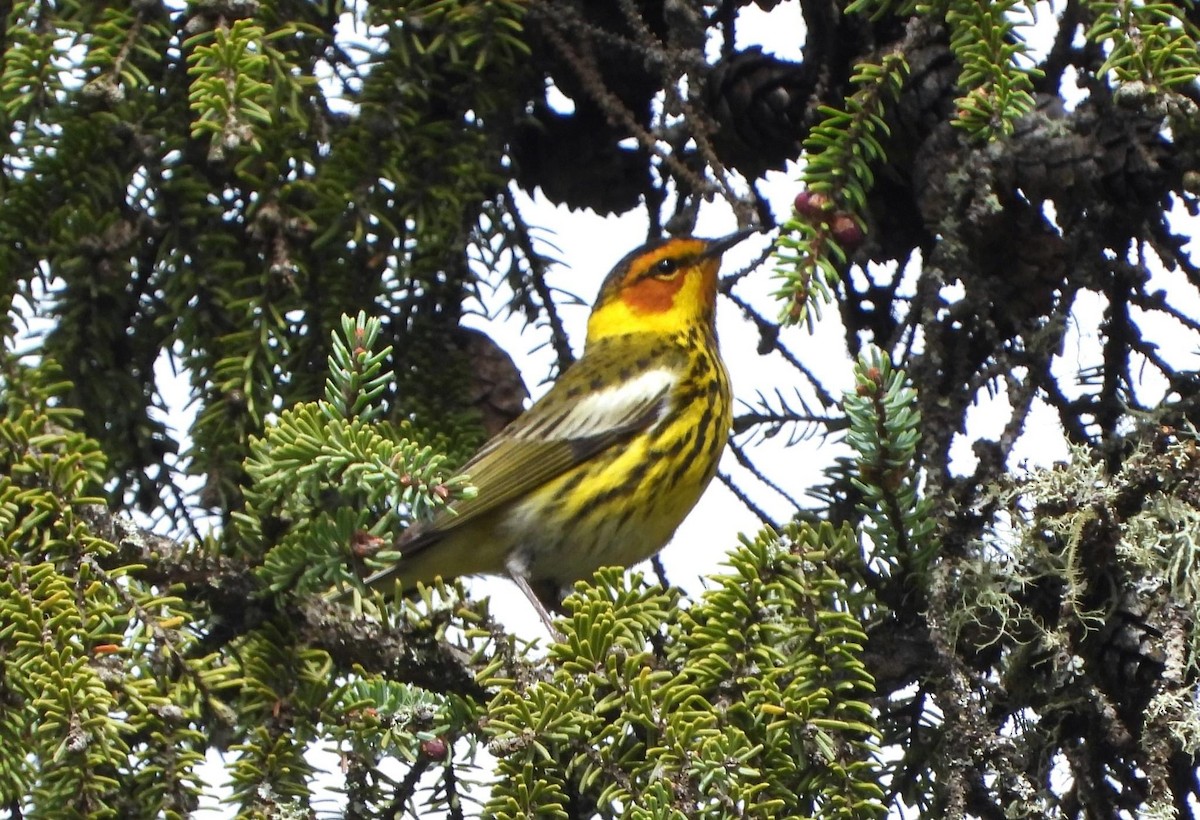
xmin=942 ymin=0 xmax=1041 ymax=138
xmin=773 ymin=54 xmax=908 ymax=325
xmin=482 ymin=525 xmax=882 ymax=819
xmin=0 ymin=358 xmax=231 ymax=816
xmin=2 ymin=0 xmax=1200 ymax=817
xmin=844 ymin=348 xmax=936 ymax=576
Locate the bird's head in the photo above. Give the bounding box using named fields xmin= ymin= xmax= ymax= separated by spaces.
xmin=586 ymin=229 xmax=756 ymax=342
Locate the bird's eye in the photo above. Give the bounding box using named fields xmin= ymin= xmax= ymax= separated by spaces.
xmin=654 ymin=258 xmax=679 ymax=277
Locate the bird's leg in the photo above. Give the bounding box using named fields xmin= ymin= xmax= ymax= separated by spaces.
xmin=505 ymin=560 xmax=564 ymax=641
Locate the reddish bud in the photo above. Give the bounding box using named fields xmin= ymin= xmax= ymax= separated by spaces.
xmin=421 ymin=737 xmax=449 ymax=760
xmin=793 ymin=190 xmax=832 ymax=220
xmin=433 ymin=484 xmax=451 ymax=500
xmin=93 ymin=644 xmax=120 ymax=656
xmin=830 ymin=213 xmax=864 ymax=249
xmin=351 ymin=530 xmax=386 ymax=557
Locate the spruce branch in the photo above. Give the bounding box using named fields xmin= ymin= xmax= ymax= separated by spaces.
xmin=1087 ymin=0 xmax=1200 ymax=89
xmin=185 ymin=18 xmax=274 ymax=161
xmin=481 ymin=526 xmax=883 ymax=818
xmin=943 ymin=0 xmax=1043 ymax=139
xmin=773 ymin=50 xmax=908 ymax=326
xmin=243 ymin=314 xmax=473 ymax=595
xmin=326 ymin=311 xmax=394 ymax=422
xmin=843 ymin=348 xmax=936 ymax=577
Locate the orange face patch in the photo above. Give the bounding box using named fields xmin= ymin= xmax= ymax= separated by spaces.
xmin=616 ymin=239 xmax=708 ymax=315
xmin=620 ymin=271 xmax=688 ymax=314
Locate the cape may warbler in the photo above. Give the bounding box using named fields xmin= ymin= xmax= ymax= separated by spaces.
xmin=365 ymin=230 xmax=755 ymax=628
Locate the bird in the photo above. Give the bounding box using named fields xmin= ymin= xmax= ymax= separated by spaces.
xmin=360 ymin=229 xmax=756 ymax=631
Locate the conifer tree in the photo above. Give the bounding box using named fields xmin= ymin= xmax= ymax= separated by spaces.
xmin=2 ymin=1 xmax=1199 ymax=817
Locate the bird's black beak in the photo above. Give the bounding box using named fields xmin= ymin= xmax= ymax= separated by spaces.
xmin=704 ymin=227 xmax=760 ymax=258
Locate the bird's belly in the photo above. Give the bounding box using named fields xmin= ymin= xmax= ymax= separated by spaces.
xmin=501 ymin=409 xmax=726 ymax=587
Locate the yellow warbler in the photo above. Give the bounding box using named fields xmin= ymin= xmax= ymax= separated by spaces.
xmin=365 ymin=230 xmax=755 ymax=628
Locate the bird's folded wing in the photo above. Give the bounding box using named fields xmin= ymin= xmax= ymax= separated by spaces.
xmin=400 ymin=364 xmax=678 ymax=548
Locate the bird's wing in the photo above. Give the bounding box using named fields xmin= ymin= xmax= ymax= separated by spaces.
xmin=397 ymin=346 xmax=679 ymax=552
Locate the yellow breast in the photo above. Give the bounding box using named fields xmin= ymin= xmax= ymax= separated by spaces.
xmin=507 ymin=331 xmax=731 ymax=584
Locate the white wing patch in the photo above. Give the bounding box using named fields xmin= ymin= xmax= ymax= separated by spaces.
xmin=518 ymin=368 xmax=676 ymax=441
